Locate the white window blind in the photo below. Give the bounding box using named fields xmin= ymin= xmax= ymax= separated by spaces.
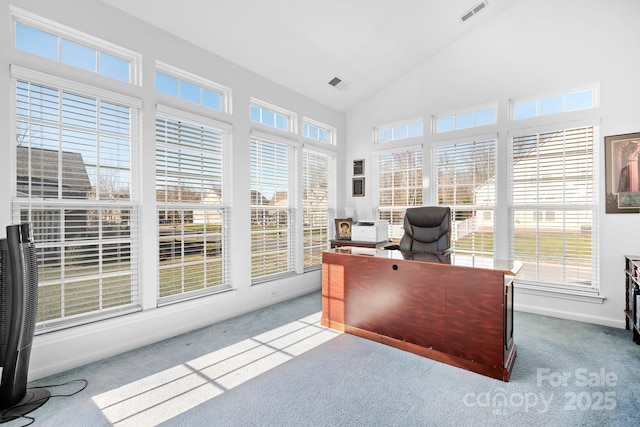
xmin=13 ymin=78 xmax=140 ymax=332
xmin=435 ymin=138 xmax=496 ymax=256
xmin=250 ymin=134 xmax=297 ymax=282
xmin=155 ymin=109 xmax=231 ymax=304
xmin=303 ymin=147 xmax=335 ymax=270
xmin=374 ymin=147 xmax=423 ymax=242
xmin=510 ymin=125 xmax=598 ymax=289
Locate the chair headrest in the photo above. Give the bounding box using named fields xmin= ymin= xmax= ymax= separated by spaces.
xmin=399 ymin=206 xmax=451 ymax=253
xmin=404 ymin=207 xmax=450 ymax=228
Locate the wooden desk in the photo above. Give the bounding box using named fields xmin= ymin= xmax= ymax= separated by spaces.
xmin=321 ymin=248 xmax=522 ymax=381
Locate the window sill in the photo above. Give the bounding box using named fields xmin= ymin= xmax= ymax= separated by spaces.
xmin=515 ymin=282 xmax=606 ymax=304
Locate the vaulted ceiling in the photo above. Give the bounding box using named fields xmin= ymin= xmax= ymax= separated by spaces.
xmin=101 ymin=0 xmax=516 ymax=112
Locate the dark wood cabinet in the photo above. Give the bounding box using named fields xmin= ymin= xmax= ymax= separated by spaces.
xmin=624 ymin=255 xmax=640 ymax=344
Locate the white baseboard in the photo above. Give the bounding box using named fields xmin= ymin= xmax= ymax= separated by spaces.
xmin=514 ymin=303 xmax=625 ymax=329
xmin=29 ymin=275 xmax=321 ymax=381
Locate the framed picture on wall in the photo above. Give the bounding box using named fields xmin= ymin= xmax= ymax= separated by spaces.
xmin=352 ymin=177 xmax=365 ymax=197
xmin=353 ymin=159 xmax=365 ymax=176
xmin=604 ymin=132 xmax=640 ymax=213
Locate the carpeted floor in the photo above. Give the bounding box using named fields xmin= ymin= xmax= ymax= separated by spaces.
xmin=4 ymin=290 xmax=640 ymax=426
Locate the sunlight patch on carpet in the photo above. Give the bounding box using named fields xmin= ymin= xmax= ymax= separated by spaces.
xmin=91 ymin=311 xmax=340 ymax=426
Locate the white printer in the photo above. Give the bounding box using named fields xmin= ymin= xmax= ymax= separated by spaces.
xmin=351 ymin=220 xmax=389 ymax=243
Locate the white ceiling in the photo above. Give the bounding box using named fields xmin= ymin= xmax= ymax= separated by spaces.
xmin=101 ymin=0 xmax=515 ymax=112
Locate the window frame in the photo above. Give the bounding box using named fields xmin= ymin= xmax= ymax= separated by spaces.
xmin=432 ymin=135 xmax=498 ymax=257
xmin=508 ymin=121 xmax=600 ymax=294
xmin=510 ymin=83 xmax=599 ymax=121
xmin=374 ymin=118 xmax=424 ymax=144
xmin=433 ymin=103 xmax=498 ymax=134
xmin=373 ymin=145 xmax=424 ymax=242
xmin=250 ymin=98 xmax=297 ymax=134
xmin=11 ymin=65 xmax=143 ymax=333
xmin=11 ymin=6 xmax=141 ymax=85
xmin=155 ymin=105 xmax=233 ymax=305
xmin=250 ymin=130 xmax=299 ymax=283
xmin=155 ymin=62 xmax=233 ymax=114
xmin=302 ymin=144 xmax=336 ymax=271
xmin=302 ymin=116 xmax=336 ymax=145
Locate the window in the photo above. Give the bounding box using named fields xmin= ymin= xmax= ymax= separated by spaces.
xmin=375 ymin=119 xmax=423 ymax=143
xmin=435 ymin=105 xmax=497 ymax=133
xmin=250 ymin=99 xmax=296 ymax=133
xmin=512 ymin=85 xmax=597 ymax=120
xmin=250 ymin=133 xmax=297 ymax=281
xmin=302 ymin=147 xmax=336 ymax=270
xmin=302 ymin=117 xmax=335 ymax=145
xmin=12 ymin=8 xmax=139 ymax=84
xmin=155 ymin=107 xmax=232 ymax=304
xmin=374 ymin=147 xmax=423 ymax=241
xmin=155 ymin=62 xmax=232 ymax=113
xmin=510 ymin=125 xmax=598 ymax=289
xmin=435 ymin=138 xmax=496 ymax=256
xmin=13 ymin=69 xmax=141 ymax=332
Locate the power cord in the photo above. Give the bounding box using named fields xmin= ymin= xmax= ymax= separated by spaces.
xmin=0 ymin=379 xmax=88 ymax=426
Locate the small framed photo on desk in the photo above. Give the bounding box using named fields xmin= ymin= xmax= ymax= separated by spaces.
xmin=335 ymin=218 xmax=352 ymax=240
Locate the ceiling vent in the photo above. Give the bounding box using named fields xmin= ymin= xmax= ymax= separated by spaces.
xmin=460 ymin=0 xmax=488 ymax=22
xmin=328 ymin=76 xmax=349 ymax=90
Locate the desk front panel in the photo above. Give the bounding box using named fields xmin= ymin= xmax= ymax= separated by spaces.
xmin=321 ymin=249 xmax=516 ymax=381
xmin=441 ymin=266 xmax=505 ymax=366
xmin=341 ymin=254 xmax=448 ymax=351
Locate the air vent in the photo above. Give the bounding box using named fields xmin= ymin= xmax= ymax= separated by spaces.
xmin=473 ymin=2 xmax=487 ymax=13
xmin=460 ymin=0 xmax=488 ymax=22
xmin=328 ymin=76 xmax=349 ymax=90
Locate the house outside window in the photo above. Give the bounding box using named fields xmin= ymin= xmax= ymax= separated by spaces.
xmin=155 ymin=107 xmax=232 ymax=304
xmin=510 ymin=124 xmax=598 ymax=289
xmin=250 ymin=132 xmax=297 ymax=282
xmin=13 ymin=70 xmax=141 ymax=332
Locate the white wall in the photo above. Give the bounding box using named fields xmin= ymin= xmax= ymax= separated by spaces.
xmin=0 ymin=0 xmax=346 ymax=380
xmin=345 ymin=0 xmax=640 ymax=327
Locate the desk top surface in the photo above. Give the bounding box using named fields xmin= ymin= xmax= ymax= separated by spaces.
xmin=324 ymin=247 xmax=522 ymax=276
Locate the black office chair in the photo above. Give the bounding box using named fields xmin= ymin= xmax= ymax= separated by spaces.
xmin=395 ymin=206 xmax=451 ymax=253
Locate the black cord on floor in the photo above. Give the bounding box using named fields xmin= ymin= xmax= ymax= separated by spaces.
xmin=0 ymin=379 xmax=88 ymax=427
xmin=30 ymin=378 xmax=88 ymax=396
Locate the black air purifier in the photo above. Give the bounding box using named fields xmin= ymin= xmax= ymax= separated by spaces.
xmin=0 ymin=224 xmax=49 ymax=422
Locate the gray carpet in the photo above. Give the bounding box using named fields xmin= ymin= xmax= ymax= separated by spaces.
xmin=5 ymin=290 xmax=640 ymax=426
